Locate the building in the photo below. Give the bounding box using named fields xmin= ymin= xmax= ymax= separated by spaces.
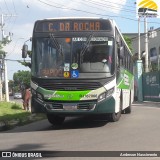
xmin=124 ymin=27 xmax=160 ymax=71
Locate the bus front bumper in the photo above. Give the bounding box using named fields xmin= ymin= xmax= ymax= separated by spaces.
xmin=31 ymin=96 xmax=115 ymax=115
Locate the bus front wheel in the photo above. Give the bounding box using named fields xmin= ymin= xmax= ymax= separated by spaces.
xmin=108 ymin=95 xmax=122 ymax=122
xmin=124 ymin=93 xmax=132 ymax=114
xmin=108 ymin=110 xmax=121 ymax=122
xmin=47 ymin=114 xmax=65 ymax=125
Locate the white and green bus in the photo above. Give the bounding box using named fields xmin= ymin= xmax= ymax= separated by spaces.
xmin=22 ymin=17 xmax=134 ymax=125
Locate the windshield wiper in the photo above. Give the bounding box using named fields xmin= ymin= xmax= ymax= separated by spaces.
xmin=80 ymin=33 xmax=94 ymax=56
xmin=49 ymin=33 xmax=63 ymax=56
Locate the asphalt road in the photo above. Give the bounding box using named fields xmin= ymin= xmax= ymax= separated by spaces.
xmin=9 ymin=96 xmax=23 ymax=104
xmin=0 ymin=102 xmax=160 ymax=160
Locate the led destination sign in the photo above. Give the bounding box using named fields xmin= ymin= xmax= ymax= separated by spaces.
xmin=49 ymin=21 xmax=100 ymax=31
xmin=35 ymin=20 xmax=111 ymax=32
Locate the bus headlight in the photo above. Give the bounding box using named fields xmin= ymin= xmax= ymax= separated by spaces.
xmin=106 ymin=87 xmax=114 ymax=98
xmin=98 ymin=87 xmax=114 ymax=102
xmin=98 ymin=92 xmax=106 ymax=102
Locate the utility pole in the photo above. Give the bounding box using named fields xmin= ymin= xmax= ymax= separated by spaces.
xmin=0 ymin=14 xmax=17 ymax=101
xmin=144 ymin=17 xmax=149 ymax=72
xmin=0 ymin=55 xmax=3 ymax=101
xmin=138 ymin=17 xmax=141 ymax=60
xmin=136 ymin=17 xmax=143 ymax=102
xmin=1 ymin=14 xmax=16 ymax=42
xmin=4 ymin=57 xmax=9 ymax=102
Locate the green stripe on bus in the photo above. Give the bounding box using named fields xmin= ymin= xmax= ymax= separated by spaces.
xmin=37 ymin=87 xmax=91 ymax=101
xmin=117 ymin=68 xmax=134 ymax=89
xmin=49 ymin=90 xmax=91 ymax=101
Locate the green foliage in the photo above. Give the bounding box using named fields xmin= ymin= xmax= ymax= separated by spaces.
xmin=0 ymin=40 xmax=11 ymax=61
xmin=0 ymin=47 xmax=5 ymax=57
xmin=150 ymin=63 xmax=158 ymax=71
xmin=13 ymin=70 xmax=31 ymax=89
xmin=11 ymin=103 xmax=22 ymax=110
xmin=13 ymin=86 xmax=19 ymax=93
xmin=18 ymin=60 xmax=31 ymax=68
xmin=18 ymin=50 xmax=32 ymax=68
xmin=0 ymin=102 xmax=46 ymax=131
xmin=8 ymin=80 xmax=14 ymax=90
xmin=0 ymin=36 xmax=12 ymax=69
xmin=0 ymin=102 xmax=29 ymax=121
xmin=0 ymin=42 xmax=3 ymax=50
xmin=123 ymin=35 xmax=133 ymax=52
xmin=27 ymin=50 xmax=32 ymax=58
xmin=0 ymin=38 xmax=11 ymax=46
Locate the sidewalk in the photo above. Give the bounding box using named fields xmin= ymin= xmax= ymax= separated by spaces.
xmin=133 ymin=101 xmax=160 ymax=108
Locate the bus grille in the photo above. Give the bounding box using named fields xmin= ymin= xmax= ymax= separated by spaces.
xmin=37 ymin=81 xmax=102 ymax=91
xmin=45 ymin=103 xmax=96 ymax=111
xmin=77 ymin=103 xmax=96 ymax=110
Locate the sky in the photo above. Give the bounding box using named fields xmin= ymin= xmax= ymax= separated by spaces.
xmin=0 ymin=0 xmax=160 ymax=80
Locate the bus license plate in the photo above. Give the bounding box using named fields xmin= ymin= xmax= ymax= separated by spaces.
xmin=63 ymin=104 xmax=77 ymax=110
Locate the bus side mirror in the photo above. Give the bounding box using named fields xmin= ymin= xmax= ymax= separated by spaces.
xmin=118 ymin=46 xmax=124 ymax=59
xmin=22 ymin=44 xmax=28 ymax=58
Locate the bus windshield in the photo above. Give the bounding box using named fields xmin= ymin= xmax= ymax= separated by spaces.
xmin=32 ymin=36 xmax=114 ymax=78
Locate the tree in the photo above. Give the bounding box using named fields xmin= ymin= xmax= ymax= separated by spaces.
xmin=18 ymin=60 xmax=31 ymax=68
xmin=13 ymin=70 xmax=31 ymax=91
xmin=0 ymin=38 xmax=11 ymax=51
xmin=8 ymin=80 xmax=14 ymax=95
xmin=18 ymin=50 xmax=32 ymax=68
xmin=0 ymin=43 xmax=5 ymax=57
xmin=0 ymin=38 xmax=9 ymax=59
xmin=123 ymin=35 xmax=133 ymax=52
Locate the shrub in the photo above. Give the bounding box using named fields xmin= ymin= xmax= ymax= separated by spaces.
xmin=11 ymin=103 xmax=22 ymax=110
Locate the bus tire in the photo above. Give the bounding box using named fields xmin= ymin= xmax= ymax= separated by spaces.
xmin=47 ymin=114 xmax=65 ymax=125
xmin=124 ymin=93 xmax=132 ymax=114
xmin=108 ymin=95 xmax=122 ymax=122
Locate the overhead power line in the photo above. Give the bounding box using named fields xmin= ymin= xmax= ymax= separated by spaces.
xmin=82 ymin=0 xmax=136 ymax=12
xmin=3 ymin=0 xmax=11 ymax=14
xmin=12 ymin=0 xmax=17 ymax=14
xmin=37 ymin=0 xmax=160 ymax=25
xmin=72 ymin=0 xmax=136 ymax=15
xmin=37 ymin=0 xmax=137 ymax=21
xmin=102 ymin=0 xmax=135 ymax=8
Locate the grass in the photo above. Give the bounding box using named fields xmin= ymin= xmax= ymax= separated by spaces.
xmin=0 ymin=102 xmax=46 ymax=131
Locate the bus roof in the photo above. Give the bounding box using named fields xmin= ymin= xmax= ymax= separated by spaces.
xmin=41 ymin=17 xmax=112 ymax=21
xmin=35 ymin=17 xmax=115 ymax=25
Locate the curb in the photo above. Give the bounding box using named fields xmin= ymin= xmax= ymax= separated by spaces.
xmin=0 ymin=114 xmax=46 ymax=131
xmin=133 ymin=101 xmax=160 ymax=108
